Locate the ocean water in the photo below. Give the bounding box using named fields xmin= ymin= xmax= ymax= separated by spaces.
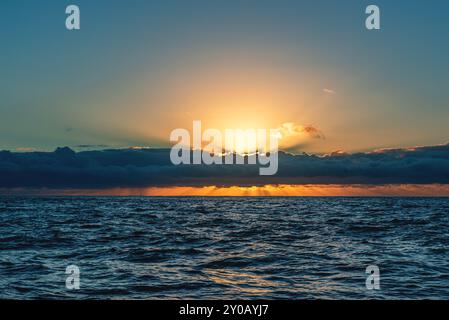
xmin=1 ymin=196 xmax=449 ymax=300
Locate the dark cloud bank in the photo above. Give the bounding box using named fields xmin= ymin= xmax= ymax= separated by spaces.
xmin=1 ymin=144 xmax=449 ymax=189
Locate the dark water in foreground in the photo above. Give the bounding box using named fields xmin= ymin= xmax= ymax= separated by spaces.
xmin=1 ymin=196 xmax=449 ymax=299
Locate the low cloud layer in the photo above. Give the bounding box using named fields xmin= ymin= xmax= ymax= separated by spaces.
xmin=1 ymin=144 xmax=449 ymax=189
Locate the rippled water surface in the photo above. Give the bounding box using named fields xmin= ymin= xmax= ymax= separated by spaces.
xmin=1 ymin=196 xmax=449 ymax=299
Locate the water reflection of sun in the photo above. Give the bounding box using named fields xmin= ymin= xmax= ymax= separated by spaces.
xmin=204 ymin=269 xmax=277 ymax=295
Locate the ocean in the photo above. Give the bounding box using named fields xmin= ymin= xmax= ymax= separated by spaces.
xmin=1 ymin=196 xmax=449 ymax=299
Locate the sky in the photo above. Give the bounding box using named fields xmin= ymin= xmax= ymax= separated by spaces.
xmin=1 ymin=0 xmax=448 ymax=155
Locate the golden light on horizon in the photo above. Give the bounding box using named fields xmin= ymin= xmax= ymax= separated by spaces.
xmin=43 ymin=184 xmax=449 ymax=197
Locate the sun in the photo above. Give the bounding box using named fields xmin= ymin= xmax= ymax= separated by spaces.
xmin=234 ymin=129 xmax=258 ymax=154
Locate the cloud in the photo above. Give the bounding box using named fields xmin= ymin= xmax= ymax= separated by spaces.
xmin=74 ymin=144 xmax=111 ymax=149
xmin=276 ymin=122 xmax=324 ymax=140
xmin=302 ymin=126 xmax=325 ymax=139
xmin=1 ymin=143 xmax=449 ymax=189
xmin=275 ymin=122 xmax=324 ymax=152
xmin=323 ymin=88 xmax=335 ymax=94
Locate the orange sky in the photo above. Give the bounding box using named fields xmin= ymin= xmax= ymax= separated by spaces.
xmin=7 ymin=184 xmax=449 ymax=197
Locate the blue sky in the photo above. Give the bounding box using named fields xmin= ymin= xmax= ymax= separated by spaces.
xmin=1 ymin=0 xmax=448 ymax=153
